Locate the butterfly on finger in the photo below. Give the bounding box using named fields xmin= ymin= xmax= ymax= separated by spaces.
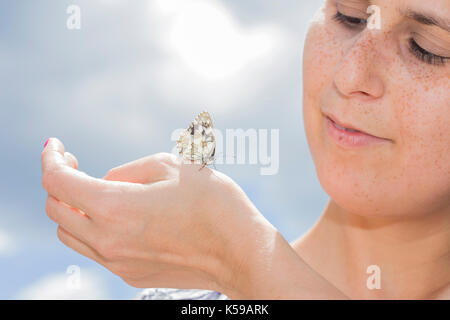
xmin=176 ymin=111 xmax=216 ymax=170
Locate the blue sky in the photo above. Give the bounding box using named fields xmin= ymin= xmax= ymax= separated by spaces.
xmin=0 ymin=0 xmax=327 ymax=299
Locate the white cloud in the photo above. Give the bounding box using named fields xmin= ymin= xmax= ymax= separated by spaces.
xmin=151 ymin=0 xmax=282 ymax=80
xmin=15 ymin=269 xmax=109 ymax=300
xmin=145 ymin=0 xmax=291 ymax=115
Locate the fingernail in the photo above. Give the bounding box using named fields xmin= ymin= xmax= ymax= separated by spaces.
xmin=43 ymin=138 xmax=50 ymax=149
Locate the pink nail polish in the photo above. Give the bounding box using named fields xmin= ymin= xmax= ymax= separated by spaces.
xmin=44 ymin=138 xmax=50 ymax=149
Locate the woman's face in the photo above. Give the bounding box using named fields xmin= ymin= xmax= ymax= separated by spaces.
xmin=303 ymin=0 xmax=450 ymax=218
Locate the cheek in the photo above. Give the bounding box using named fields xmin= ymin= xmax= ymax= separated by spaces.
xmin=303 ymin=22 xmax=342 ymax=163
xmin=390 ymin=79 xmax=450 ymax=214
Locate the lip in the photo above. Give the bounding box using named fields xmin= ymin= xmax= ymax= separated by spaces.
xmin=323 ymin=112 xmax=369 ymax=135
xmin=323 ymin=113 xmax=390 ymax=148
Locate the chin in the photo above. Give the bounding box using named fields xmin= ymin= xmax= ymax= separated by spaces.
xmin=305 ymin=109 xmax=407 ymax=219
xmin=314 ymin=161 xmax=431 ymax=219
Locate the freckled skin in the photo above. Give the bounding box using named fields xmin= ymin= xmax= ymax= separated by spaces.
xmin=303 ymin=0 xmax=450 ymax=218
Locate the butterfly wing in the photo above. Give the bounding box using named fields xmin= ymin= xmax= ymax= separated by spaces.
xmin=177 ymin=111 xmax=216 ymax=165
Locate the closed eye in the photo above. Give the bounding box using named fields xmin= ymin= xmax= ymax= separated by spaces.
xmin=408 ymin=38 xmax=449 ymax=66
xmin=333 ymin=11 xmax=366 ymax=29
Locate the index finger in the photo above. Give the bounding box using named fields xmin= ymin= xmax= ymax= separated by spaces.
xmin=41 ymin=138 xmax=117 ymax=217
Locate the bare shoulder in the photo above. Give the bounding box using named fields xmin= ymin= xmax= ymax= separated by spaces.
xmin=136 ymin=288 xmax=231 ymax=300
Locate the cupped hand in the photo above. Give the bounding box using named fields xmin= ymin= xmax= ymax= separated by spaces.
xmin=41 ymin=137 xmax=268 ymax=297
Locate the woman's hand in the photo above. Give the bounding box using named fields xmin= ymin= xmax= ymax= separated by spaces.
xmin=41 ymin=137 xmax=270 ymax=298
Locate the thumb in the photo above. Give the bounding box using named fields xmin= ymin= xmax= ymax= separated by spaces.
xmin=64 ymin=152 xmax=78 ymax=170
xmin=102 ymin=153 xmax=173 ymax=183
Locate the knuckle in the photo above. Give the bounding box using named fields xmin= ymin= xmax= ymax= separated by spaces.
xmin=117 ymin=268 xmax=146 ymax=287
xmin=108 ymin=262 xmax=130 ymax=278
xmin=121 ymin=277 xmax=143 ymax=288
xmin=155 ymin=152 xmax=178 ymax=165
xmin=42 ymin=168 xmax=63 ymax=191
xmin=96 ymin=239 xmax=120 ymax=260
xmin=45 ymin=197 xmax=58 ymax=223
xmin=104 ymin=168 xmax=118 ymax=179
xmin=41 ymin=170 xmax=54 ymax=191
xmin=90 ymin=187 xmax=120 ymax=219
xmin=56 ymin=226 xmax=68 ymax=244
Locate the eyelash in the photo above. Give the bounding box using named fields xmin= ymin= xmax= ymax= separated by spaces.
xmin=332 ymin=11 xmax=449 ymax=66
xmin=408 ymin=38 xmax=447 ymax=66
xmin=332 ymin=11 xmax=366 ymax=28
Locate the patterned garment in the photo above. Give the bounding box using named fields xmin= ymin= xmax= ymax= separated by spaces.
xmin=137 ymin=288 xmax=230 ymax=300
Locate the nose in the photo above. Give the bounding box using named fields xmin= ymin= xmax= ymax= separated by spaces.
xmin=333 ymin=31 xmax=385 ymax=100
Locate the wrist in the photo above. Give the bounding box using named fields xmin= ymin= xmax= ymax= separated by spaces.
xmin=205 ymin=177 xmax=275 ymax=298
xmin=224 ymin=224 xmax=293 ymax=299
xmin=202 ymin=175 xmax=346 ymax=299
xmin=219 ymin=222 xmax=348 ymax=300
xmin=214 ymin=202 xmax=284 ymax=299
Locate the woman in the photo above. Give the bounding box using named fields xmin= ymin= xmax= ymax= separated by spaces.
xmin=41 ymin=0 xmax=449 ymax=299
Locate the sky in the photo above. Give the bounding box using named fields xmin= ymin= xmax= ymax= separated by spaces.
xmin=0 ymin=0 xmax=326 ymax=299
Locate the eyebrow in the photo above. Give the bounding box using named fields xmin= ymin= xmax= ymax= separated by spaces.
xmin=402 ymin=9 xmax=450 ymax=33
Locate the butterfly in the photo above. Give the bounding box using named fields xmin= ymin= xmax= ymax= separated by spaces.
xmin=176 ymin=111 xmax=216 ymax=170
